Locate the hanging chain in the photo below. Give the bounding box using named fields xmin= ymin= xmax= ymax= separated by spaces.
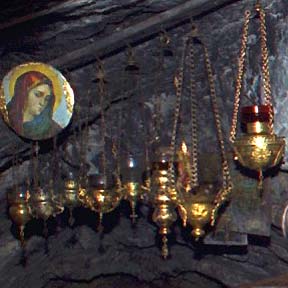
xmin=168 ymin=37 xmax=187 ymax=189
xmin=203 ymin=44 xmax=233 ymax=224
xmin=257 ymin=3 xmax=273 ymax=133
xmin=97 ymin=60 xmax=107 ymax=186
xmin=151 ymin=36 xmax=165 ymax=144
xmin=185 ymin=26 xmax=232 ymax=223
xmin=32 ymin=141 xmax=39 ymax=190
xmin=229 ymin=10 xmax=251 ymax=143
xmin=230 ymin=3 xmax=273 ymax=141
xmin=81 ymin=89 xmax=91 ymax=185
xmin=188 ymin=35 xmax=199 ymax=188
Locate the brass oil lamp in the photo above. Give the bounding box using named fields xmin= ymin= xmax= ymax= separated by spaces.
xmin=121 ymin=155 xmax=144 ymax=223
xmin=151 ymin=147 xmax=178 ymax=259
xmin=88 ymin=174 xmax=122 ymax=230
xmin=63 ymin=171 xmax=80 ymax=225
xmin=30 ymin=186 xmax=63 ymax=221
xmin=177 ymin=142 xmax=232 ymax=240
xmin=232 ymin=105 xmax=285 ymax=185
xmin=7 ymin=185 xmax=31 ymax=246
xmin=230 ymin=3 xmax=285 ymax=186
xmin=30 ymin=185 xmax=63 ymax=238
xmin=175 ymin=25 xmax=232 ymax=240
xmin=178 ymin=183 xmax=215 ymax=239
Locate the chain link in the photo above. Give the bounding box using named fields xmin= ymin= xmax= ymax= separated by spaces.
xmin=187 ymin=36 xmax=231 ymax=224
xmin=97 ymin=60 xmax=107 ymax=186
xmin=203 ymin=45 xmax=233 ymax=224
xmin=257 ymin=3 xmax=273 ymax=133
xmin=188 ymin=38 xmax=199 ymax=188
xmin=168 ymin=37 xmax=187 ymax=189
xmin=229 ymin=10 xmax=251 ymax=143
xmin=151 ymin=37 xmax=165 ymax=144
xmin=230 ymin=3 xmax=274 ymax=141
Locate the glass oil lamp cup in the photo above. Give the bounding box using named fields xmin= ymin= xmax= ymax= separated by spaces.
xmin=233 ymin=105 xmax=285 ymax=183
xmin=30 ymin=187 xmax=58 ymax=221
xmin=121 ymin=155 xmax=144 ymax=223
xmin=7 ymin=185 xmax=31 ymax=246
xmin=88 ymin=174 xmax=122 ymax=230
xmin=63 ymin=171 xmax=80 ymax=225
xmin=151 ymin=147 xmax=178 ymax=258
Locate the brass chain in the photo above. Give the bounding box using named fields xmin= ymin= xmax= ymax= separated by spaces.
xmin=97 ymin=60 xmax=107 ymax=186
xmin=257 ymin=3 xmax=273 ymax=133
xmin=168 ymin=37 xmax=187 ymax=189
xmin=229 ymin=10 xmax=251 ymax=143
xmin=188 ymin=37 xmax=199 ymax=188
xmin=186 ymin=27 xmax=232 ymax=224
xmin=230 ymin=3 xmax=274 ymax=140
xmin=203 ymin=45 xmax=233 ymax=224
xmin=151 ymin=37 xmax=165 ymax=144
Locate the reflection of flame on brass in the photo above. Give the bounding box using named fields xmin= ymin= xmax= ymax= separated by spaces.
xmin=181 ymin=141 xmax=187 ymax=154
xmin=253 ymin=136 xmax=266 ymax=149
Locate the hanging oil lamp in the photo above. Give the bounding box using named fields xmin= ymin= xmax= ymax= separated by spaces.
xmin=148 ymin=29 xmax=188 ymax=257
xmin=63 ymin=171 xmax=80 ymax=225
xmin=121 ymin=155 xmax=144 ymax=223
xmin=87 ymin=174 xmax=122 ymax=230
xmin=84 ymin=60 xmax=122 ymax=230
xmin=229 ymin=3 xmax=285 ymax=187
xmin=7 ymin=184 xmax=31 ymax=247
xmin=30 ymin=187 xmax=57 ymax=221
xmin=175 ymin=25 xmax=232 ymax=240
xmin=151 ymin=147 xmax=178 ymax=259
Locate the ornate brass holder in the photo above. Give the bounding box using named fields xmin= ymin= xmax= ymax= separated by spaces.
xmin=88 ymin=174 xmax=122 ymax=230
xmin=178 ymin=185 xmax=215 ymax=240
xmin=233 ymin=105 xmax=285 ymax=184
xmin=63 ymin=171 xmax=79 ymax=225
xmin=7 ymin=186 xmax=31 ymax=247
xmin=176 ymin=141 xmax=232 ymax=240
xmin=151 ymin=147 xmax=178 ymax=258
xmin=152 ymin=193 xmax=177 ymax=259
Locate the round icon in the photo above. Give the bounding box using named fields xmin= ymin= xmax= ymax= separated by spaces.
xmin=0 ymin=62 xmax=74 ymax=140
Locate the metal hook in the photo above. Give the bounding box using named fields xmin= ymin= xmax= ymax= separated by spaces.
xmin=125 ymin=44 xmax=140 ymax=72
xmin=160 ymin=29 xmax=173 ymax=57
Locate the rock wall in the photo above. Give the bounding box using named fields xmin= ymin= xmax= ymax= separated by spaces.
xmin=1 ymin=0 xmax=288 ymax=287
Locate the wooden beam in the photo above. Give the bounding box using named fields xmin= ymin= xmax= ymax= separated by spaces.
xmin=50 ymin=0 xmax=239 ymax=70
xmin=0 ymin=1 xmax=77 ymax=31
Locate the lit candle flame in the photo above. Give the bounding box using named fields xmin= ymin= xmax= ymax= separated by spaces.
xmin=181 ymin=141 xmax=188 ymax=154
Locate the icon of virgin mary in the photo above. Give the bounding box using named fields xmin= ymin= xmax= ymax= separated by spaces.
xmin=0 ymin=63 xmax=74 ymax=140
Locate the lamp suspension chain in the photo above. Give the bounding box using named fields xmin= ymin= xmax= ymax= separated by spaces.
xmin=229 ymin=10 xmax=251 ymax=143
xmin=257 ymin=3 xmax=273 ymax=133
xmin=168 ymin=36 xmax=187 ymax=190
xmin=97 ymin=60 xmax=107 ymax=186
xmin=188 ymin=32 xmax=199 ymax=189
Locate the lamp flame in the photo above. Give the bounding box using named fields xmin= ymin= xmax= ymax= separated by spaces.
xmin=181 ymin=142 xmax=188 ymax=154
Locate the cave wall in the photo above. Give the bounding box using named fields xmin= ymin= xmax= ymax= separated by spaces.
xmin=1 ymin=0 xmax=288 ymax=287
